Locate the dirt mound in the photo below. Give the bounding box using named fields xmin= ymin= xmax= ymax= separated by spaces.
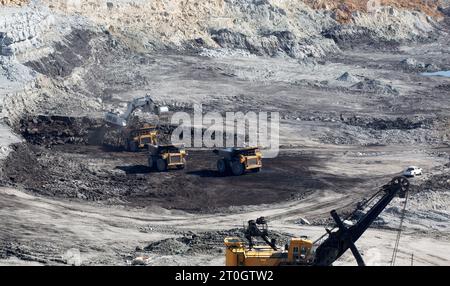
xmin=17 ymin=115 xmax=103 ymax=147
xmin=436 ymin=83 xmax=450 ymax=91
xmin=143 ymin=229 xmax=293 ymax=256
xmin=336 ymin=72 xmax=360 ymax=83
xmin=400 ymin=58 xmax=438 ymax=72
xmin=341 ymin=115 xmax=433 ymax=130
xmin=0 ymin=240 xmax=64 ymax=265
xmin=350 ymin=78 xmax=399 ymax=95
xmin=17 ymin=115 xmax=177 ymax=149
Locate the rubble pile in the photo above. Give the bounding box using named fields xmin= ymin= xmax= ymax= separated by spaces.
xmin=143 ymin=229 xmax=292 ymax=255
xmin=350 ymin=78 xmax=399 ymax=95
xmin=18 ymin=115 xmax=103 ymax=146
xmin=341 ymin=116 xmax=433 ymax=130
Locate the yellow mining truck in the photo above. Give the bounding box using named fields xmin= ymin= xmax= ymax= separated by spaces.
xmin=224 ymin=177 xmax=410 ymax=266
xmin=125 ymin=125 xmax=158 ymax=152
xmin=147 ymin=144 xmax=187 ymax=172
xmin=213 ymin=147 xmax=262 ymax=176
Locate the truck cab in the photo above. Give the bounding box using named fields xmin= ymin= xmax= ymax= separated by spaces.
xmin=147 ymin=144 xmax=187 ymax=171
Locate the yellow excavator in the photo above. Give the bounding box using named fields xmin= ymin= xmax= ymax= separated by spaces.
xmin=225 ymin=176 xmax=410 ymax=266
xmin=225 ymin=217 xmax=314 ymax=266
xmin=104 ymin=95 xmax=169 ymax=152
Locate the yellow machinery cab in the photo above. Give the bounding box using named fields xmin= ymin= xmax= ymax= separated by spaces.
xmin=286 ymin=237 xmax=314 ymax=265
xmin=224 ymin=237 xmax=314 ymax=266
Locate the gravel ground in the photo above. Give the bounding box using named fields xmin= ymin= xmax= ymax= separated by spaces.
xmin=0 ymin=0 xmax=449 ymax=266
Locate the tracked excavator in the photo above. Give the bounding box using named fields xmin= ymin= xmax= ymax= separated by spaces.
xmin=104 ymin=95 xmax=169 ymax=151
xmin=225 ymin=176 xmax=410 ymax=266
xmin=104 ymin=96 xmax=187 ymax=170
xmin=105 ymin=95 xmax=169 ymax=127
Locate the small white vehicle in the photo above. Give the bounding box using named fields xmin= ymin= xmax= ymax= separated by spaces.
xmin=403 ymin=166 xmax=423 ymax=177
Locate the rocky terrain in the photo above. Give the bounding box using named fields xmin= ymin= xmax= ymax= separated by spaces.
xmin=0 ymin=0 xmax=449 ymax=266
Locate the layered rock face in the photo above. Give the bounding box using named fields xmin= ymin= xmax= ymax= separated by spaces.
xmin=0 ymin=0 xmax=28 ymax=5
xmin=0 ymin=1 xmax=444 ymax=62
xmin=31 ymin=0 xmax=440 ymax=60
xmin=304 ymin=0 xmax=446 ymax=22
xmin=0 ymin=7 xmax=55 ymax=58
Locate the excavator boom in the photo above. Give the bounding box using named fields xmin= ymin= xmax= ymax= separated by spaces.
xmin=105 ymin=95 xmax=169 ymax=127
xmin=224 ymin=176 xmax=409 ymax=267
xmin=313 ymin=176 xmax=409 ymax=266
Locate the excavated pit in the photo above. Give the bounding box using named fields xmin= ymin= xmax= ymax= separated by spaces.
xmin=0 ymin=0 xmax=450 ymax=267
xmin=2 ymin=141 xmax=365 ymax=212
xmin=2 ymin=115 xmax=365 ymax=212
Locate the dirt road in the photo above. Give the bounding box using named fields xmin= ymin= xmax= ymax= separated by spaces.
xmin=1 ymin=185 xmax=449 ymax=266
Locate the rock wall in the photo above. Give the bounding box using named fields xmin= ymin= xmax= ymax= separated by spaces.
xmin=304 ymin=0 xmax=445 ymax=21
xmin=36 ymin=0 xmax=440 ymax=59
xmin=0 ymin=0 xmax=28 ymax=5
xmin=0 ymin=7 xmax=55 ymax=58
xmin=41 ymin=0 xmax=336 ymax=58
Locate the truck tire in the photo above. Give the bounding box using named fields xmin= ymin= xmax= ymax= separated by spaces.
xmin=231 ymin=161 xmax=245 ymax=176
xmin=129 ymin=141 xmax=138 ymax=152
xmin=156 ymin=158 xmax=167 ymax=172
xmin=148 ymin=156 xmax=154 ymax=169
xmin=217 ymin=159 xmax=227 ymax=174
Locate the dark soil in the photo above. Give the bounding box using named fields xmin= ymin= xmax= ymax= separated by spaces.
xmin=17 ymin=115 xmax=241 ymax=149
xmin=340 ymin=115 xmax=433 ymax=130
xmin=17 ymin=115 xmax=104 ymax=147
xmin=0 ymin=142 xmax=363 ymax=213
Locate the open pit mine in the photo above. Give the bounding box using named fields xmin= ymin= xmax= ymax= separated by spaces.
xmin=0 ymin=0 xmax=449 ymax=267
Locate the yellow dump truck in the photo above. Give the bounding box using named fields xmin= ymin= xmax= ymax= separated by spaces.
xmin=125 ymin=125 xmax=158 ymax=152
xmin=213 ymin=147 xmax=262 ymax=176
xmin=147 ymin=144 xmax=187 ymax=171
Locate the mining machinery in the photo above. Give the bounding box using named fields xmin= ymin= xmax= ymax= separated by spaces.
xmin=225 ymin=176 xmax=410 ymax=266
